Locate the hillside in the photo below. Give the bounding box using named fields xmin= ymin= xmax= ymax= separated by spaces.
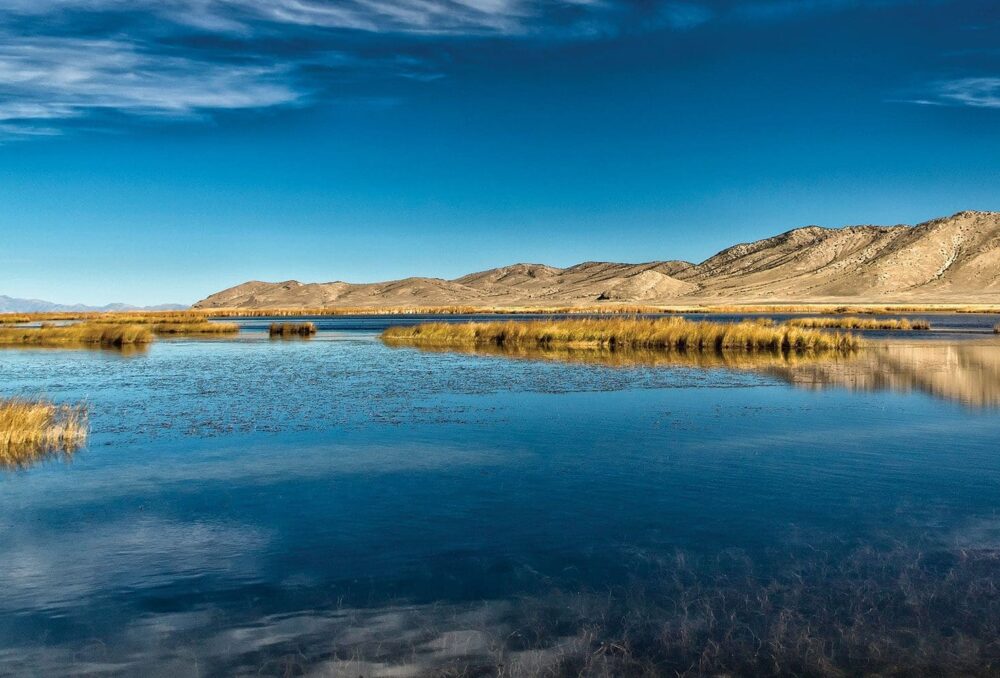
xmin=193 ymin=211 xmax=1000 ymax=309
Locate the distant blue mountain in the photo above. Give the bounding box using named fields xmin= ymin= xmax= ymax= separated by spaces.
xmin=0 ymin=295 xmax=188 ymax=313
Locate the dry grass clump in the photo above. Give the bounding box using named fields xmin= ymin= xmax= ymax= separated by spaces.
xmin=269 ymin=322 xmax=317 ymax=337
xmin=382 ymin=317 xmax=859 ymax=353
xmin=0 ymin=323 xmax=153 ymax=347
xmin=0 ymin=397 xmax=87 ymax=468
xmin=0 ymin=314 xmax=31 ymax=324
xmin=149 ymin=321 xmax=239 ymax=335
xmin=787 ymin=316 xmax=931 ymax=330
xmin=994 ymin=323 xmax=1000 ymax=334
xmin=90 ymin=311 xmax=209 ymax=324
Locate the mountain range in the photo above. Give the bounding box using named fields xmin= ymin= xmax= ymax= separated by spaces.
xmin=191 ymin=210 xmax=1000 ymax=308
xmin=0 ymin=296 xmax=187 ymax=314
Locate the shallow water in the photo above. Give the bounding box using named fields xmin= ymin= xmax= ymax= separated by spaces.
xmin=2 ymin=317 xmax=1000 ymax=675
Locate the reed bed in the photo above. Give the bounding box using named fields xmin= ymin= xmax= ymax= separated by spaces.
xmin=382 ymin=317 xmax=860 ymax=353
xmin=89 ymin=312 xmax=210 ymax=324
xmin=0 ymin=314 xmax=31 ymax=324
xmin=269 ymin=322 xmax=317 ymax=337
xmin=787 ymin=316 xmax=931 ymax=330
xmin=0 ymin=323 xmax=153 ymax=347
xmin=203 ymin=303 xmax=1000 ymax=317
xmin=149 ymin=321 xmax=239 ymax=335
xmin=0 ymin=397 xmax=87 ymax=468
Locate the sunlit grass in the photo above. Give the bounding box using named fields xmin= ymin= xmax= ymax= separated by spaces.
xmin=0 ymin=323 xmax=153 ymax=347
xmin=0 ymin=314 xmax=31 ymax=324
xmin=149 ymin=322 xmax=239 ymax=335
xmin=269 ymin=322 xmax=317 ymax=337
xmin=382 ymin=317 xmax=860 ymax=353
xmin=787 ymin=316 xmax=931 ymax=330
xmin=0 ymin=397 xmax=87 ymax=469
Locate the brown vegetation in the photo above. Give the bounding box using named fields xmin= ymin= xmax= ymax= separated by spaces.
xmin=382 ymin=317 xmax=860 ymax=353
xmin=149 ymin=321 xmax=239 ymax=335
xmin=0 ymin=397 xmax=87 ymax=468
xmin=0 ymin=323 xmax=153 ymax=347
xmin=787 ymin=316 xmax=931 ymax=330
xmin=269 ymin=322 xmax=317 ymax=337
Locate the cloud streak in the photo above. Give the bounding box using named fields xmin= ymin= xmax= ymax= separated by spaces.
xmin=0 ymin=0 xmax=986 ymax=139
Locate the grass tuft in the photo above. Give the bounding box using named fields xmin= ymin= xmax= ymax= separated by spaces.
xmin=0 ymin=397 xmax=87 ymax=468
xmin=149 ymin=322 xmax=239 ymax=335
xmin=0 ymin=323 xmax=153 ymax=347
xmin=269 ymin=322 xmax=317 ymax=337
xmin=787 ymin=316 xmax=931 ymax=330
xmin=382 ymin=317 xmax=859 ymax=353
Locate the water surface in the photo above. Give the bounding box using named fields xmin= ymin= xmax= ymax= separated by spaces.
xmin=2 ymin=316 xmax=1000 ymax=675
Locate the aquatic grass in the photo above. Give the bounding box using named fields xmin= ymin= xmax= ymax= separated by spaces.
xmin=149 ymin=321 xmax=239 ymax=335
xmin=0 ymin=314 xmax=31 ymax=324
xmin=269 ymin=322 xmax=317 ymax=337
xmin=787 ymin=316 xmax=931 ymax=330
xmin=0 ymin=323 xmax=153 ymax=347
xmin=382 ymin=317 xmax=860 ymax=353
xmin=0 ymin=397 xmax=87 ymax=468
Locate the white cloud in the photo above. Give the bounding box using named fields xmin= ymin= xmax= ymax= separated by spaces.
xmin=0 ymin=36 xmax=302 ymax=135
xmin=938 ymin=77 xmax=1000 ymax=108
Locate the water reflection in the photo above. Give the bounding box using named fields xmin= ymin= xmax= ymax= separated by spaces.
xmin=391 ymin=339 xmax=1000 ymax=408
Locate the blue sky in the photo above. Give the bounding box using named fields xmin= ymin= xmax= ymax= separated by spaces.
xmin=0 ymin=0 xmax=997 ymax=305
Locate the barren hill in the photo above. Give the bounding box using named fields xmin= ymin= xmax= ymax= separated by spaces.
xmin=194 ymin=211 xmax=1000 ymax=309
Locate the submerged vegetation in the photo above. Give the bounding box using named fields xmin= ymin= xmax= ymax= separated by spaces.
xmin=269 ymin=322 xmax=317 ymax=337
xmin=0 ymin=323 xmax=153 ymax=347
xmin=787 ymin=316 xmax=931 ymax=330
xmin=382 ymin=317 xmax=860 ymax=353
xmin=0 ymin=397 xmax=87 ymax=469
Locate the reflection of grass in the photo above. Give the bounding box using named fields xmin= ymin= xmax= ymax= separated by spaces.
xmin=382 ymin=317 xmax=859 ymax=353
xmin=391 ymin=340 xmax=854 ymax=370
xmin=149 ymin=322 xmax=239 ymax=335
xmin=0 ymin=323 xmax=153 ymax=347
xmin=0 ymin=397 xmax=87 ymax=469
xmin=269 ymin=322 xmax=317 ymax=337
xmin=788 ymin=316 xmax=931 ymax=330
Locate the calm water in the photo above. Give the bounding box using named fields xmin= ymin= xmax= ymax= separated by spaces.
xmin=2 ymin=316 xmax=1000 ymax=675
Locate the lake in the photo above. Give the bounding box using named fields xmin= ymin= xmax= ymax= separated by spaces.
xmin=2 ymin=315 xmax=1000 ymax=675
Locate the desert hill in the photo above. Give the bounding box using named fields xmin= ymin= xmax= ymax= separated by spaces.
xmin=194 ymin=211 xmax=1000 ymax=309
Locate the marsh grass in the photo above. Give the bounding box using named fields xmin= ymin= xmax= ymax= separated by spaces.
xmin=382 ymin=317 xmax=860 ymax=353
xmin=0 ymin=398 xmax=87 ymax=468
xmin=787 ymin=316 xmax=931 ymax=330
xmin=149 ymin=322 xmax=239 ymax=335
xmin=199 ymin=303 xmax=1000 ymax=316
xmin=0 ymin=323 xmax=153 ymax=347
xmin=995 ymin=323 xmax=1000 ymax=334
xmin=269 ymin=322 xmax=317 ymax=337
xmin=0 ymin=315 xmax=30 ymax=324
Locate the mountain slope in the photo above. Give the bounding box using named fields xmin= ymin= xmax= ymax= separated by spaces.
xmin=0 ymin=296 xmax=187 ymax=313
xmin=193 ymin=211 xmax=1000 ymax=309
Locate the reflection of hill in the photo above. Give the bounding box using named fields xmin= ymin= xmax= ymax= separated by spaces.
xmin=391 ymin=339 xmax=1000 ymax=408
xmin=766 ymin=341 xmax=1000 ymax=408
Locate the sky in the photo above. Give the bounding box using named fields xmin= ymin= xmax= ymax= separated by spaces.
xmin=0 ymin=0 xmax=997 ymax=305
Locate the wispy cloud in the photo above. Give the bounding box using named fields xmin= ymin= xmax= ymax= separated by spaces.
xmin=896 ymin=77 xmax=1000 ymax=109
xmin=0 ymin=0 xmax=982 ymax=139
xmin=0 ymin=36 xmax=302 ymax=137
xmin=937 ymin=77 xmax=1000 ymax=108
